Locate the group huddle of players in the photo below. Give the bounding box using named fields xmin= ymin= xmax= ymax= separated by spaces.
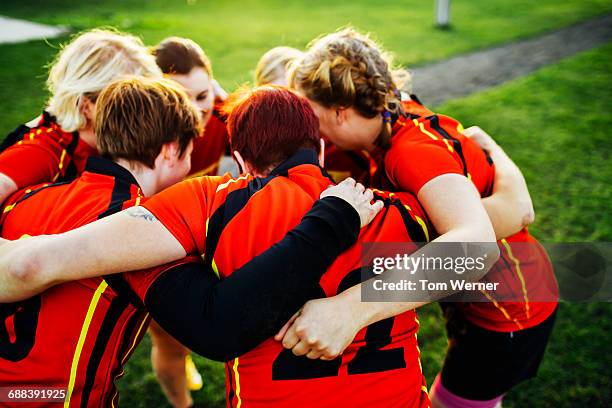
xmin=0 ymin=27 xmax=558 ymax=408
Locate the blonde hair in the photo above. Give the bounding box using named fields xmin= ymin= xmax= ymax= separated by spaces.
xmin=290 ymin=28 xmax=410 ymax=119
xmin=46 ymin=28 xmax=162 ymax=132
xmin=255 ymin=46 xmax=303 ymax=86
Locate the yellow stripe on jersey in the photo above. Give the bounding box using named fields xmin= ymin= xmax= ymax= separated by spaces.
xmin=121 ymin=314 xmax=149 ymax=365
xmin=480 ymin=289 xmax=524 ymax=330
xmin=3 ymin=203 xmax=15 ymax=214
xmin=501 ymin=239 xmax=530 ymax=319
xmin=59 ymin=150 xmax=67 ymax=170
xmin=216 ymin=174 xmax=250 ymax=193
xmin=65 ymin=280 xmax=109 ymax=408
xmin=232 ymin=358 xmax=242 ymax=408
xmin=413 ymin=119 xmax=454 ymax=153
xmin=457 ymin=123 xmax=465 ymax=133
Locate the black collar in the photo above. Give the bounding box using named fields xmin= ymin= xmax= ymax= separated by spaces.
xmin=84 ymin=156 xmax=140 ymax=187
xmin=269 ymin=148 xmax=321 ymax=177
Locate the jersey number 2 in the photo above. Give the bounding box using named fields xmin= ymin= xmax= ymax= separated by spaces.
xmin=272 ymin=269 xmax=406 ymax=380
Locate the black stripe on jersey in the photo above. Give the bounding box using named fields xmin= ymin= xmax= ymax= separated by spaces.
xmin=204 ymin=176 xmax=276 ymax=271
xmin=226 ymin=363 xmax=235 ymax=408
xmin=0 ymin=180 xmax=73 ymax=232
xmin=95 ymin=177 xmax=147 ymax=309
xmin=97 ymin=178 xmax=132 ymax=220
xmin=205 ymin=149 xmax=325 ymax=273
xmin=392 ymin=201 xmax=428 ymax=243
xmin=372 ymin=192 xmax=428 ymax=243
xmin=58 ymin=132 xmax=81 ymax=182
xmin=103 ymin=311 xmax=148 ymax=407
xmin=427 ymin=115 xmax=469 ymax=177
xmin=0 ymin=124 xmax=30 ymax=152
xmin=80 ymin=296 xmax=129 ymax=408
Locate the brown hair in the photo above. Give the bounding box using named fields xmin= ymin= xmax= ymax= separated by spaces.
xmin=95 ymin=76 xmax=202 ymax=168
xmin=223 ymin=86 xmax=320 ymax=174
xmin=290 ymin=28 xmax=410 ymax=147
xmin=152 ymin=37 xmax=212 ymax=76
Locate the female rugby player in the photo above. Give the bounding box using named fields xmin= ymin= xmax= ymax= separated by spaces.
xmin=287 ymin=28 xmax=558 ymax=408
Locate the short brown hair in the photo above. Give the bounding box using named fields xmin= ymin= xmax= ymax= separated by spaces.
xmin=152 ymin=37 xmax=212 ymax=76
xmin=95 ymin=76 xmax=202 ymax=168
xmin=224 ymin=86 xmax=320 ymax=174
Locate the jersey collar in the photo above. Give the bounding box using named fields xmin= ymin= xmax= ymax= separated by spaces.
xmin=269 ymin=148 xmax=321 ymax=177
xmin=84 ymin=156 xmax=140 ymax=187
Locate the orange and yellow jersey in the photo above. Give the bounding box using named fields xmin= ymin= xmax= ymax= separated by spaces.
xmin=380 ymin=97 xmax=558 ymax=332
xmin=0 ymin=111 xmax=98 ymax=191
xmin=142 ymin=149 xmax=432 ymax=408
xmin=0 ymin=157 xmax=150 ymax=408
xmin=189 ymin=108 xmax=230 ymax=178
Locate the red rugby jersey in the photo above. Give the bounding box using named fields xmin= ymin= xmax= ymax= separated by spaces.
xmin=381 ymin=98 xmax=558 ymax=332
xmin=189 ymin=108 xmax=230 ymax=177
xmin=0 ymin=108 xmax=228 ymax=193
xmin=0 ymin=111 xmax=97 ymax=190
xmin=0 ymin=157 xmax=151 ymax=408
xmin=143 ymin=149 xmax=432 ymax=408
xmin=323 ymin=143 xmax=376 ymax=184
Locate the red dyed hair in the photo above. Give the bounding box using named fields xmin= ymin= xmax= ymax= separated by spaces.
xmin=224 ymin=86 xmax=320 ymax=173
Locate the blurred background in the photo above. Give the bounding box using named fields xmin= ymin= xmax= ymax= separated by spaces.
xmin=0 ymin=1 xmax=610 ymax=406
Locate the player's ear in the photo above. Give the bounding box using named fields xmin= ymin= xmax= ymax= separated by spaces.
xmin=161 ymin=141 xmax=182 ymax=167
xmin=318 ymin=139 xmax=325 ymax=167
xmin=335 ymin=107 xmax=348 ymax=126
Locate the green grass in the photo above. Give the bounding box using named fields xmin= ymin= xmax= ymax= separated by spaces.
xmin=2 ymin=0 xmax=612 ymax=133
xmin=115 ymin=45 xmax=612 ymax=407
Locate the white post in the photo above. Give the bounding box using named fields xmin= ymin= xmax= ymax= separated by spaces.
xmin=436 ymin=0 xmax=451 ymax=27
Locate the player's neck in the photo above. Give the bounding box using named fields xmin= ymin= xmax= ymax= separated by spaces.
xmin=115 ymin=159 xmax=160 ymax=197
xmin=78 ymin=127 xmax=97 ymax=149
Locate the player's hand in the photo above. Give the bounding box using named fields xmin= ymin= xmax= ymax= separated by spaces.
xmin=320 ymin=178 xmax=384 ymax=228
xmin=274 ymin=294 xmax=362 ymax=360
xmin=463 ymin=126 xmax=498 ymax=153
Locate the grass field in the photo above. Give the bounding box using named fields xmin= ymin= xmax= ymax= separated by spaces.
xmin=2 ymin=0 xmax=612 ymax=133
xmin=0 ymin=1 xmax=610 ymax=407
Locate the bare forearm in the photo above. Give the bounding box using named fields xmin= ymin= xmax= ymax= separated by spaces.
xmin=343 ymin=234 xmax=500 ymax=329
xmin=0 ymin=207 xmax=186 ymax=301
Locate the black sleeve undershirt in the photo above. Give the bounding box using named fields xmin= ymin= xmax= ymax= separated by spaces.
xmin=144 ymin=196 xmax=360 ymax=362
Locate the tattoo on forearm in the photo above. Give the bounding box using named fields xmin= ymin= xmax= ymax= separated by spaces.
xmin=127 ymin=207 xmax=158 ymax=221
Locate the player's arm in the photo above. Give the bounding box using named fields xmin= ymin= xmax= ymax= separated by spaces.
xmin=0 ymin=178 xmax=382 ymax=302
xmin=0 ymin=207 xmax=186 ymax=302
xmin=464 ymin=126 xmax=535 ymax=239
xmin=138 ymin=195 xmax=366 ymax=361
xmin=278 ymin=203 xmax=501 ymax=360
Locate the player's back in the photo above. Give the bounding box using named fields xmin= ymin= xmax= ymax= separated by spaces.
xmin=0 ymin=157 xmax=147 ymax=408
xmin=393 ymin=99 xmax=558 ymax=332
xmin=205 ymin=149 xmax=431 ymax=407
